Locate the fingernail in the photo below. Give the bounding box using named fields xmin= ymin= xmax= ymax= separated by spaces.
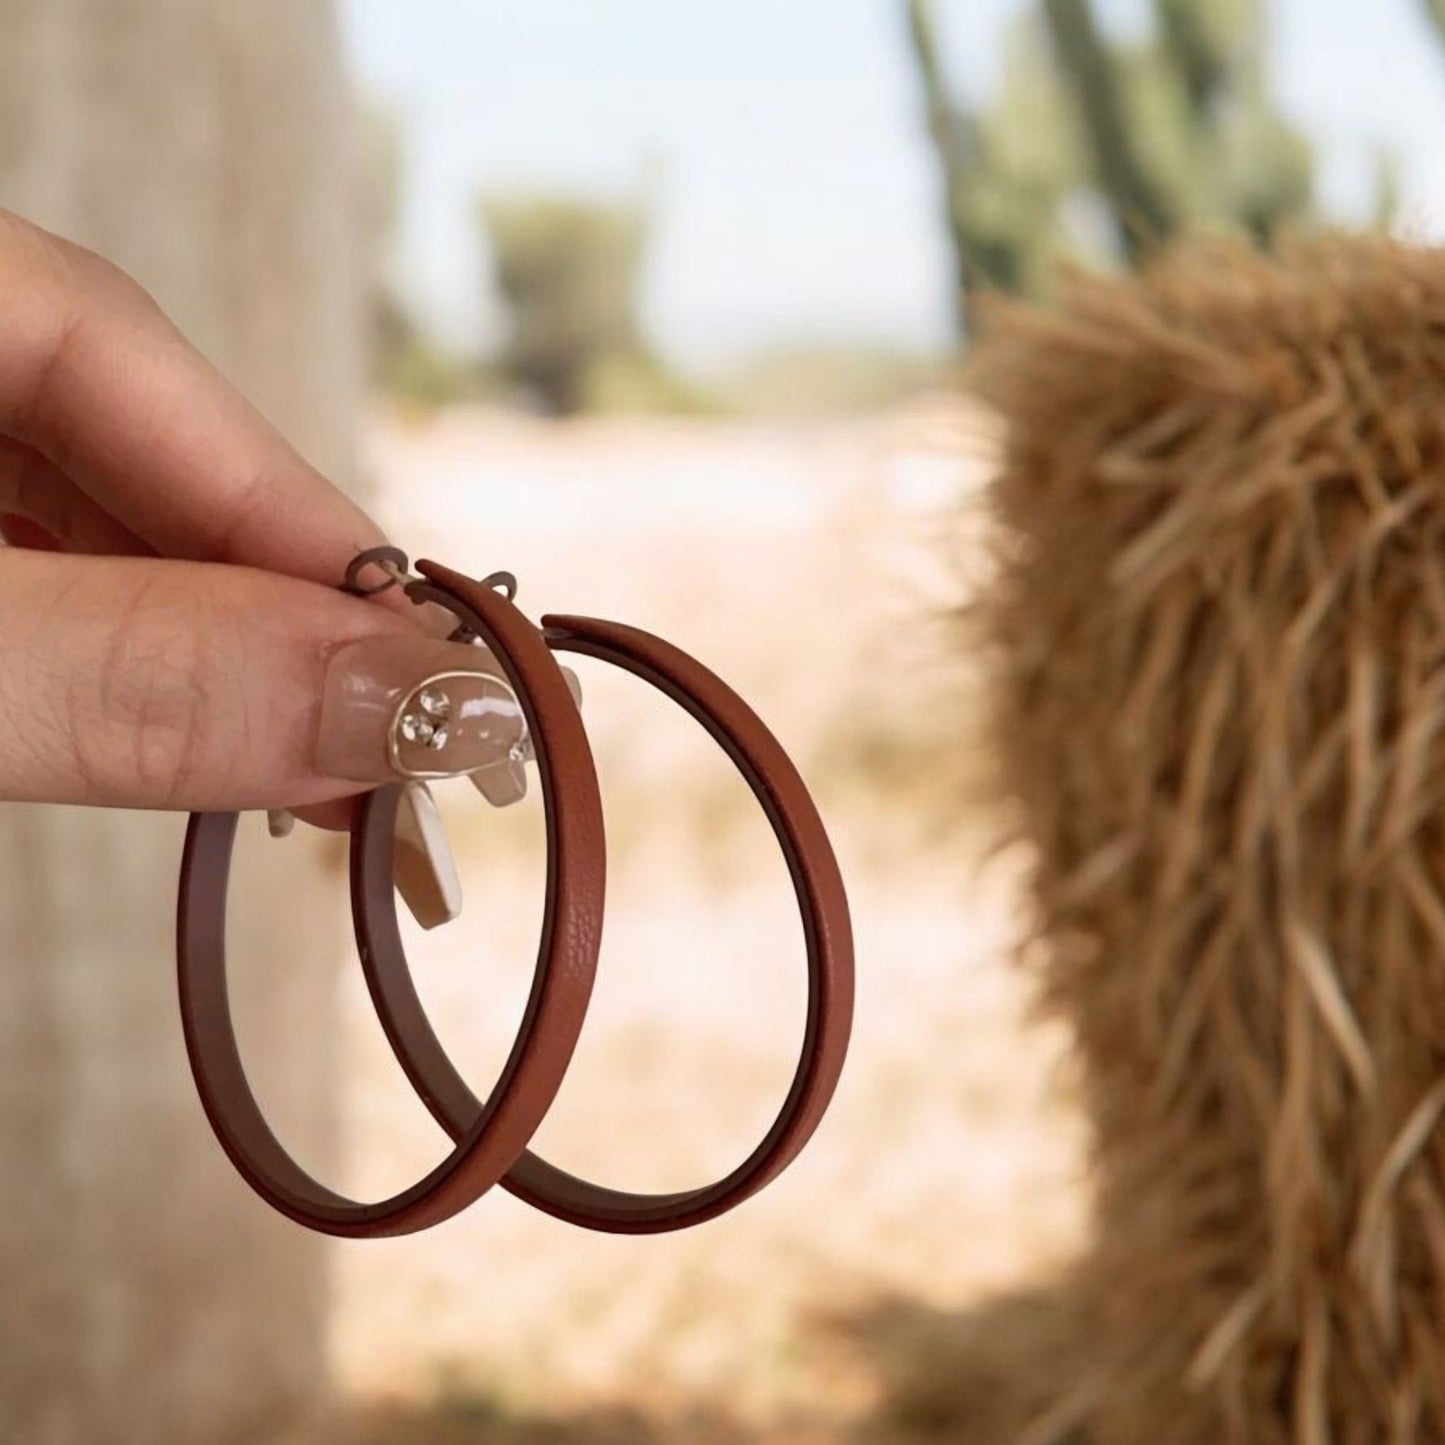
xmin=316 ymin=635 xmax=526 ymax=784
xmin=471 ymin=753 xmax=528 ymax=808
xmin=267 ymin=809 xmax=296 ymax=839
xmin=393 ymin=782 xmax=461 ymax=931
xmin=465 ymin=662 xmax=581 ymax=808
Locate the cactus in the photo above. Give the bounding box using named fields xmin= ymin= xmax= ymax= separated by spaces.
xmin=905 ymin=1 xmax=1077 ymax=334
xmin=1148 ymin=0 xmax=1314 ymax=246
xmin=904 ymin=0 xmax=982 ymax=331
xmin=906 ymin=0 xmax=1330 ymax=331
xmin=1155 ymin=0 xmax=1238 ymax=117
xmin=1042 ymin=0 xmax=1176 ymax=258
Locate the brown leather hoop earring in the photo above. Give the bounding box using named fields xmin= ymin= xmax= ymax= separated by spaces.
xmin=176 ymin=560 xmax=606 ymax=1238
xmin=355 ymin=610 xmax=855 ymax=1233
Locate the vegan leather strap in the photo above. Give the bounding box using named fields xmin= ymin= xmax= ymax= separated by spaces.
xmin=177 ymin=562 xmax=606 ymax=1237
xmin=355 ymin=605 xmax=855 ymax=1233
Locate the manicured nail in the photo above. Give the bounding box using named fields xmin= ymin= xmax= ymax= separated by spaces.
xmin=316 ymin=636 xmax=526 ymax=784
xmin=465 ymin=661 xmax=582 ymax=808
xmin=470 ymin=753 xmax=529 ymax=808
xmin=267 ymin=809 xmax=296 ymax=839
xmin=393 ymin=782 xmax=461 ymax=930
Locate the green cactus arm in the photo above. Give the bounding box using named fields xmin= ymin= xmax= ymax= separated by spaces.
xmin=1153 ymin=0 xmax=1231 ymax=120
xmin=1042 ymin=0 xmax=1176 ymax=259
xmin=904 ymin=0 xmax=985 ymax=332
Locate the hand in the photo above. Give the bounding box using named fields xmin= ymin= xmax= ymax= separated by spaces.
xmin=0 ymin=210 xmax=498 ymax=812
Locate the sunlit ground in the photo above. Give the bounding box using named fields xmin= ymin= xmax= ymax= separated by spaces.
xmin=308 ymin=402 xmax=1087 ymax=1441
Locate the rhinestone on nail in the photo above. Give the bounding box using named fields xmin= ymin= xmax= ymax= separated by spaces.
xmin=400 ymin=714 xmax=435 ymax=746
xmin=418 ymin=687 xmax=451 ymax=719
xmin=389 ymin=669 xmax=526 ymax=781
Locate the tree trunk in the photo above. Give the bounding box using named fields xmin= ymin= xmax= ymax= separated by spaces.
xmin=0 ymin=3 xmax=363 ymax=1442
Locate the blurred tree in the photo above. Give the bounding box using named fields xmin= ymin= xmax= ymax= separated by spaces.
xmin=480 ymin=191 xmax=652 ymax=415
xmin=906 ymin=0 xmax=1364 ymax=337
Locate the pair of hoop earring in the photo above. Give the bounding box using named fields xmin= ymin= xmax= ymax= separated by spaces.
xmin=177 ymin=552 xmax=854 ymax=1238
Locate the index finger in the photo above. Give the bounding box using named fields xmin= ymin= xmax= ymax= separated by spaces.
xmin=0 ymin=209 xmax=383 ymax=586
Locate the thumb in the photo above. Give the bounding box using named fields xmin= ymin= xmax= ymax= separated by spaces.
xmin=0 ymin=548 xmax=521 ymax=810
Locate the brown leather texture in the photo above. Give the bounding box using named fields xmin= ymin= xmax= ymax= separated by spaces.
xmin=177 ymin=564 xmax=606 ymax=1237
xmin=356 ymin=607 xmax=856 ymax=1233
xmin=178 ymin=557 xmax=854 ymax=1237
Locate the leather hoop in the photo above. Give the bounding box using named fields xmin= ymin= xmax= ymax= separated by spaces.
xmin=355 ymin=609 xmax=855 ymax=1233
xmin=176 ymin=562 xmax=606 ymax=1237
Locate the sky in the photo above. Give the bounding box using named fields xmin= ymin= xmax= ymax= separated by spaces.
xmin=341 ymin=0 xmax=1445 ymax=378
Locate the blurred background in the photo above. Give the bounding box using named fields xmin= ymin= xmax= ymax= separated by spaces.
xmin=3 ymin=1 xmax=1445 ymax=1441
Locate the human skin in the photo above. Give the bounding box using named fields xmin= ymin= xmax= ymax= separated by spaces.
xmin=0 ymin=208 xmax=488 ymax=814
